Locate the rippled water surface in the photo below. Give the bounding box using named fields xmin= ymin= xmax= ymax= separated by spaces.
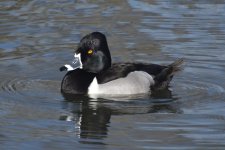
xmin=1 ymin=1 xmax=225 ymax=149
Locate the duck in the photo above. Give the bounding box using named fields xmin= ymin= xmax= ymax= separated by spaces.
xmin=60 ymin=32 xmax=183 ymax=96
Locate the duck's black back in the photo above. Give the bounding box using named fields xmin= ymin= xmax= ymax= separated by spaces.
xmin=96 ymin=63 xmax=166 ymax=84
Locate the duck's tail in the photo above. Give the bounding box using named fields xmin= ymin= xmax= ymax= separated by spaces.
xmin=152 ymin=58 xmax=184 ymax=90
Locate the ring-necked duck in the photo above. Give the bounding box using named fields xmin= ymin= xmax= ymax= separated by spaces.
xmin=60 ymin=32 xmax=183 ymax=96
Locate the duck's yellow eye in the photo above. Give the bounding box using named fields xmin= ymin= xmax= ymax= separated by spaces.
xmin=87 ymin=49 xmax=93 ymax=55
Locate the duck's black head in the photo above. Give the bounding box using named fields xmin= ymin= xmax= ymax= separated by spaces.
xmin=60 ymin=32 xmax=111 ymax=74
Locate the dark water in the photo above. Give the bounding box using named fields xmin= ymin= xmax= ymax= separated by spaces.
xmin=1 ymin=0 xmax=225 ymax=149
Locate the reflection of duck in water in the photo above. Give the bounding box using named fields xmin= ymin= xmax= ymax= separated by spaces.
xmin=60 ymin=95 xmax=111 ymax=140
xmin=60 ymin=32 xmax=183 ymax=97
xmin=60 ymin=93 xmax=181 ymax=140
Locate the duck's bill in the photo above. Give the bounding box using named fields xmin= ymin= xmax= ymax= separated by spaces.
xmin=60 ymin=53 xmax=83 ymax=72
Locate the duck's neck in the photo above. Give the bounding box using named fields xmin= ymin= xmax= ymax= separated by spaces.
xmin=61 ymin=69 xmax=96 ymax=94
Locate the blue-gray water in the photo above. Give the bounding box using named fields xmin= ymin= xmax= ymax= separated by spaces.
xmin=1 ymin=1 xmax=225 ymax=149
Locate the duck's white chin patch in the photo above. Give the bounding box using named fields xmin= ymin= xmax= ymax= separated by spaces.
xmin=88 ymin=71 xmax=154 ymax=98
xmin=73 ymin=53 xmax=83 ymax=69
xmin=63 ymin=53 xmax=83 ymax=72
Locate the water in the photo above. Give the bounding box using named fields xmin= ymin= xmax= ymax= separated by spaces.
xmin=1 ymin=0 xmax=225 ymax=149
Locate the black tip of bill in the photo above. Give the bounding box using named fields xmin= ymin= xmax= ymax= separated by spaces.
xmin=60 ymin=66 xmax=67 ymax=72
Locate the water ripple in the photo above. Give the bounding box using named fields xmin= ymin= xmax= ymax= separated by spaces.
xmin=175 ymin=79 xmax=225 ymax=100
xmin=0 ymin=78 xmax=61 ymax=99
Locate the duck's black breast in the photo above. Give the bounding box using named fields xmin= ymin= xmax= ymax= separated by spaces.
xmin=61 ymin=69 xmax=95 ymax=94
xmin=96 ymin=63 xmax=166 ymax=84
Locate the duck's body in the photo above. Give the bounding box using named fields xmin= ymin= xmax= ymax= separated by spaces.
xmin=60 ymin=32 xmax=183 ymax=96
